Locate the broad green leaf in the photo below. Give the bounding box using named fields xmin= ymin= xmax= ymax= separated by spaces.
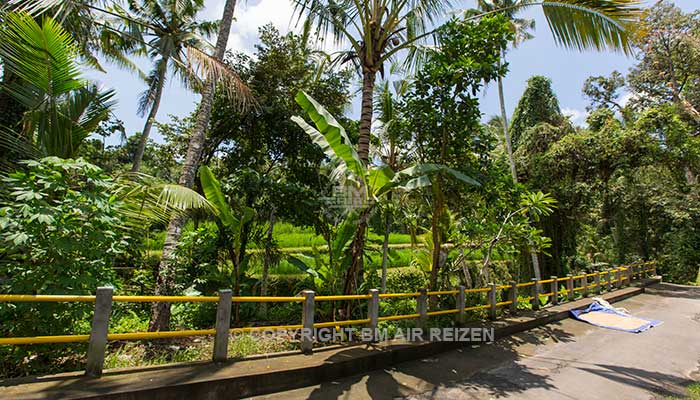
xmin=332 ymin=210 xmax=360 ymax=258
xmin=199 ymin=166 xmax=239 ymax=228
xmin=367 ymin=166 xmax=394 ymax=196
xmin=293 ymin=90 xmax=366 ymax=180
xmin=288 ymin=255 xmax=320 ymax=279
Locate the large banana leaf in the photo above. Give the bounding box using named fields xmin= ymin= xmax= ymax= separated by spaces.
xmin=331 ymin=209 xmax=360 ymax=259
xmin=367 ymin=166 xmax=395 ymax=197
xmin=292 ymin=91 xmax=366 ymax=181
xmin=199 ymin=165 xmax=239 ymax=229
xmin=376 ymin=163 xmax=481 ymax=196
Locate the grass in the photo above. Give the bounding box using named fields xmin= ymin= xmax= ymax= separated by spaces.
xmin=665 ymin=383 xmax=700 ymax=400
xmin=103 ymin=333 xmax=298 ymax=370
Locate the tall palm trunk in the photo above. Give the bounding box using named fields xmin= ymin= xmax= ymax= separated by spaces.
xmin=132 ymin=66 xmax=167 ymax=172
xmin=358 ymin=70 xmax=376 ymax=165
xmin=496 ymin=52 xmax=542 ymax=285
xmin=497 ymin=54 xmax=517 ymax=184
xmin=149 ymin=0 xmax=239 ymax=332
xmin=260 ymin=208 xmax=275 ymax=315
xmin=340 ymin=68 xmax=375 ymax=303
xmin=380 ymin=210 xmax=390 ymax=294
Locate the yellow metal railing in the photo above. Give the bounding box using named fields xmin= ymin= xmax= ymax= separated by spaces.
xmin=0 ymin=261 xmax=658 ymax=368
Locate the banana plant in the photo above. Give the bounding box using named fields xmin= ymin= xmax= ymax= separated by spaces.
xmin=198 ymin=165 xmax=254 ymax=320
xmin=290 ymin=90 xmax=481 ymax=295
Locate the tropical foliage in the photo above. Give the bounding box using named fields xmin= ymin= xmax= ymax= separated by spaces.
xmin=1 ymin=0 xmax=699 ymax=380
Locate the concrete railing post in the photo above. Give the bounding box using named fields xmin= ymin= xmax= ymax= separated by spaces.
xmin=213 ymin=289 xmax=232 ymax=362
xmin=606 ymin=270 xmax=613 ymax=292
xmin=652 ymin=262 xmax=657 ymax=277
xmin=509 ymin=281 xmax=518 ymax=314
xmin=531 ymin=279 xmax=540 ymax=311
xmin=566 ymin=275 xmax=574 ymax=302
xmin=551 ymin=277 xmax=558 ymax=306
xmin=417 ymin=288 xmax=428 ymax=331
xmin=456 ymin=285 xmax=466 ymax=326
xmin=368 ymin=289 xmax=379 ymax=341
xmin=616 ymin=269 xmax=622 ymax=289
xmin=582 ymin=275 xmax=589 ymax=298
xmin=301 ymin=290 xmax=315 ymax=354
xmin=625 ymin=267 xmax=631 ymax=287
xmin=488 ymin=283 xmax=497 ymax=320
xmin=594 ymin=271 xmax=601 ymax=295
xmin=85 ymin=286 xmax=113 ymax=378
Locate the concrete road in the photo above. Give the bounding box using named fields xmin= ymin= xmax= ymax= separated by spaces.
xmin=256 ymin=283 xmax=700 ymax=400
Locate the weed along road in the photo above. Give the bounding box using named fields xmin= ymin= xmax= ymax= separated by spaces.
xmin=258 ymin=283 xmax=700 ymax=400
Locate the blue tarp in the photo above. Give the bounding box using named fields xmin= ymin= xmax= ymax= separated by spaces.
xmin=570 ymin=301 xmax=662 ymax=333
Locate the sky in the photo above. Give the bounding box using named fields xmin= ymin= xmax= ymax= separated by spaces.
xmin=84 ymin=0 xmax=698 ymax=145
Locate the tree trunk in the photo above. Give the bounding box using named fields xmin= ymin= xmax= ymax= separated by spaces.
xmin=497 ymin=53 xmax=544 ymax=284
xmin=429 ymin=182 xmax=444 ymax=308
xmin=149 ymin=0 xmax=239 ymax=332
xmin=497 ymin=53 xmax=517 ymax=183
xmin=380 ymin=212 xmax=390 ymax=294
xmin=260 ymin=208 xmax=275 ymax=315
xmin=131 ymin=66 xmax=166 ymax=172
xmin=358 ymin=70 xmax=376 ymax=165
xmin=0 ymin=69 xmax=26 ymax=131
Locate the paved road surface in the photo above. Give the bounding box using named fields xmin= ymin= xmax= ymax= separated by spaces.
xmin=256 ymin=283 xmax=700 ymax=400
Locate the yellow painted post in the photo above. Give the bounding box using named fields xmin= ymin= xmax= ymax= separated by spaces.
xmin=551 ymin=276 xmax=558 ymax=306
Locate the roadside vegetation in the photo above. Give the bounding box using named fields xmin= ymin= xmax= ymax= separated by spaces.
xmin=0 ymin=0 xmax=698 ymax=379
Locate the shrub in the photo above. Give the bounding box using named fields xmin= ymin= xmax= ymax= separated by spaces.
xmin=0 ymin=157 xmax=128 ymax=376
xmin=0 ymin=158 xmax=127 ymax=336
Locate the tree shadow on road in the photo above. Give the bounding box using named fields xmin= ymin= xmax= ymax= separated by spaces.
xmin=646 ymin=283 xmax=700 ymax=300
xmin=306 ymin=323 xmax=575 ymax=399
xmin=575 ymin=363 xmax=695 ymax=398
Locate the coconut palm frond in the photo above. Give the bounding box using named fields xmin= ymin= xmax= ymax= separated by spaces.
xmin=185 ymin=46 xmax=256 ymax=112
xmin=541 ymin=0 xmax=641 ymax=54
xmin=114 ymin=172 xmax=214 ymax=229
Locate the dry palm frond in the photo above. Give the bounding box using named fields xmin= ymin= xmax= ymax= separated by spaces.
xmin=185 ymin=46 xmax=256 ymax=112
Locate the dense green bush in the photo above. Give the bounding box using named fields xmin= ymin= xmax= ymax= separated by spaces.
xmin=0 ymin=158 xmax=128 ymax=377
xmin=0 ymin=158 xmax=127 ymax=335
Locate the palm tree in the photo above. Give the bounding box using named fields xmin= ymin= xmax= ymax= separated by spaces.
xmin=150 ymin=0 xmax=247 ymax=332
xmin=0 ymin=11 xmax=115 ymax=159
xmin=107 ymin=0 xmax=219 ymax=172
xmin=372 ymin=79 xmax=413 ymax=292
xmin=474 ymin=0 xmax=639 ymax=183
xmin=295 ymin=0 xmax=641 ymax=167
xmin=475 ymin=0 xmax=534 ymax=183
xmin=296 ymin=0 xmax=640 ymax=287
xmin=293 ymin=0 xmax=451 ymax=166
xmin=472 ymin=0 xmax=640 ymax=284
